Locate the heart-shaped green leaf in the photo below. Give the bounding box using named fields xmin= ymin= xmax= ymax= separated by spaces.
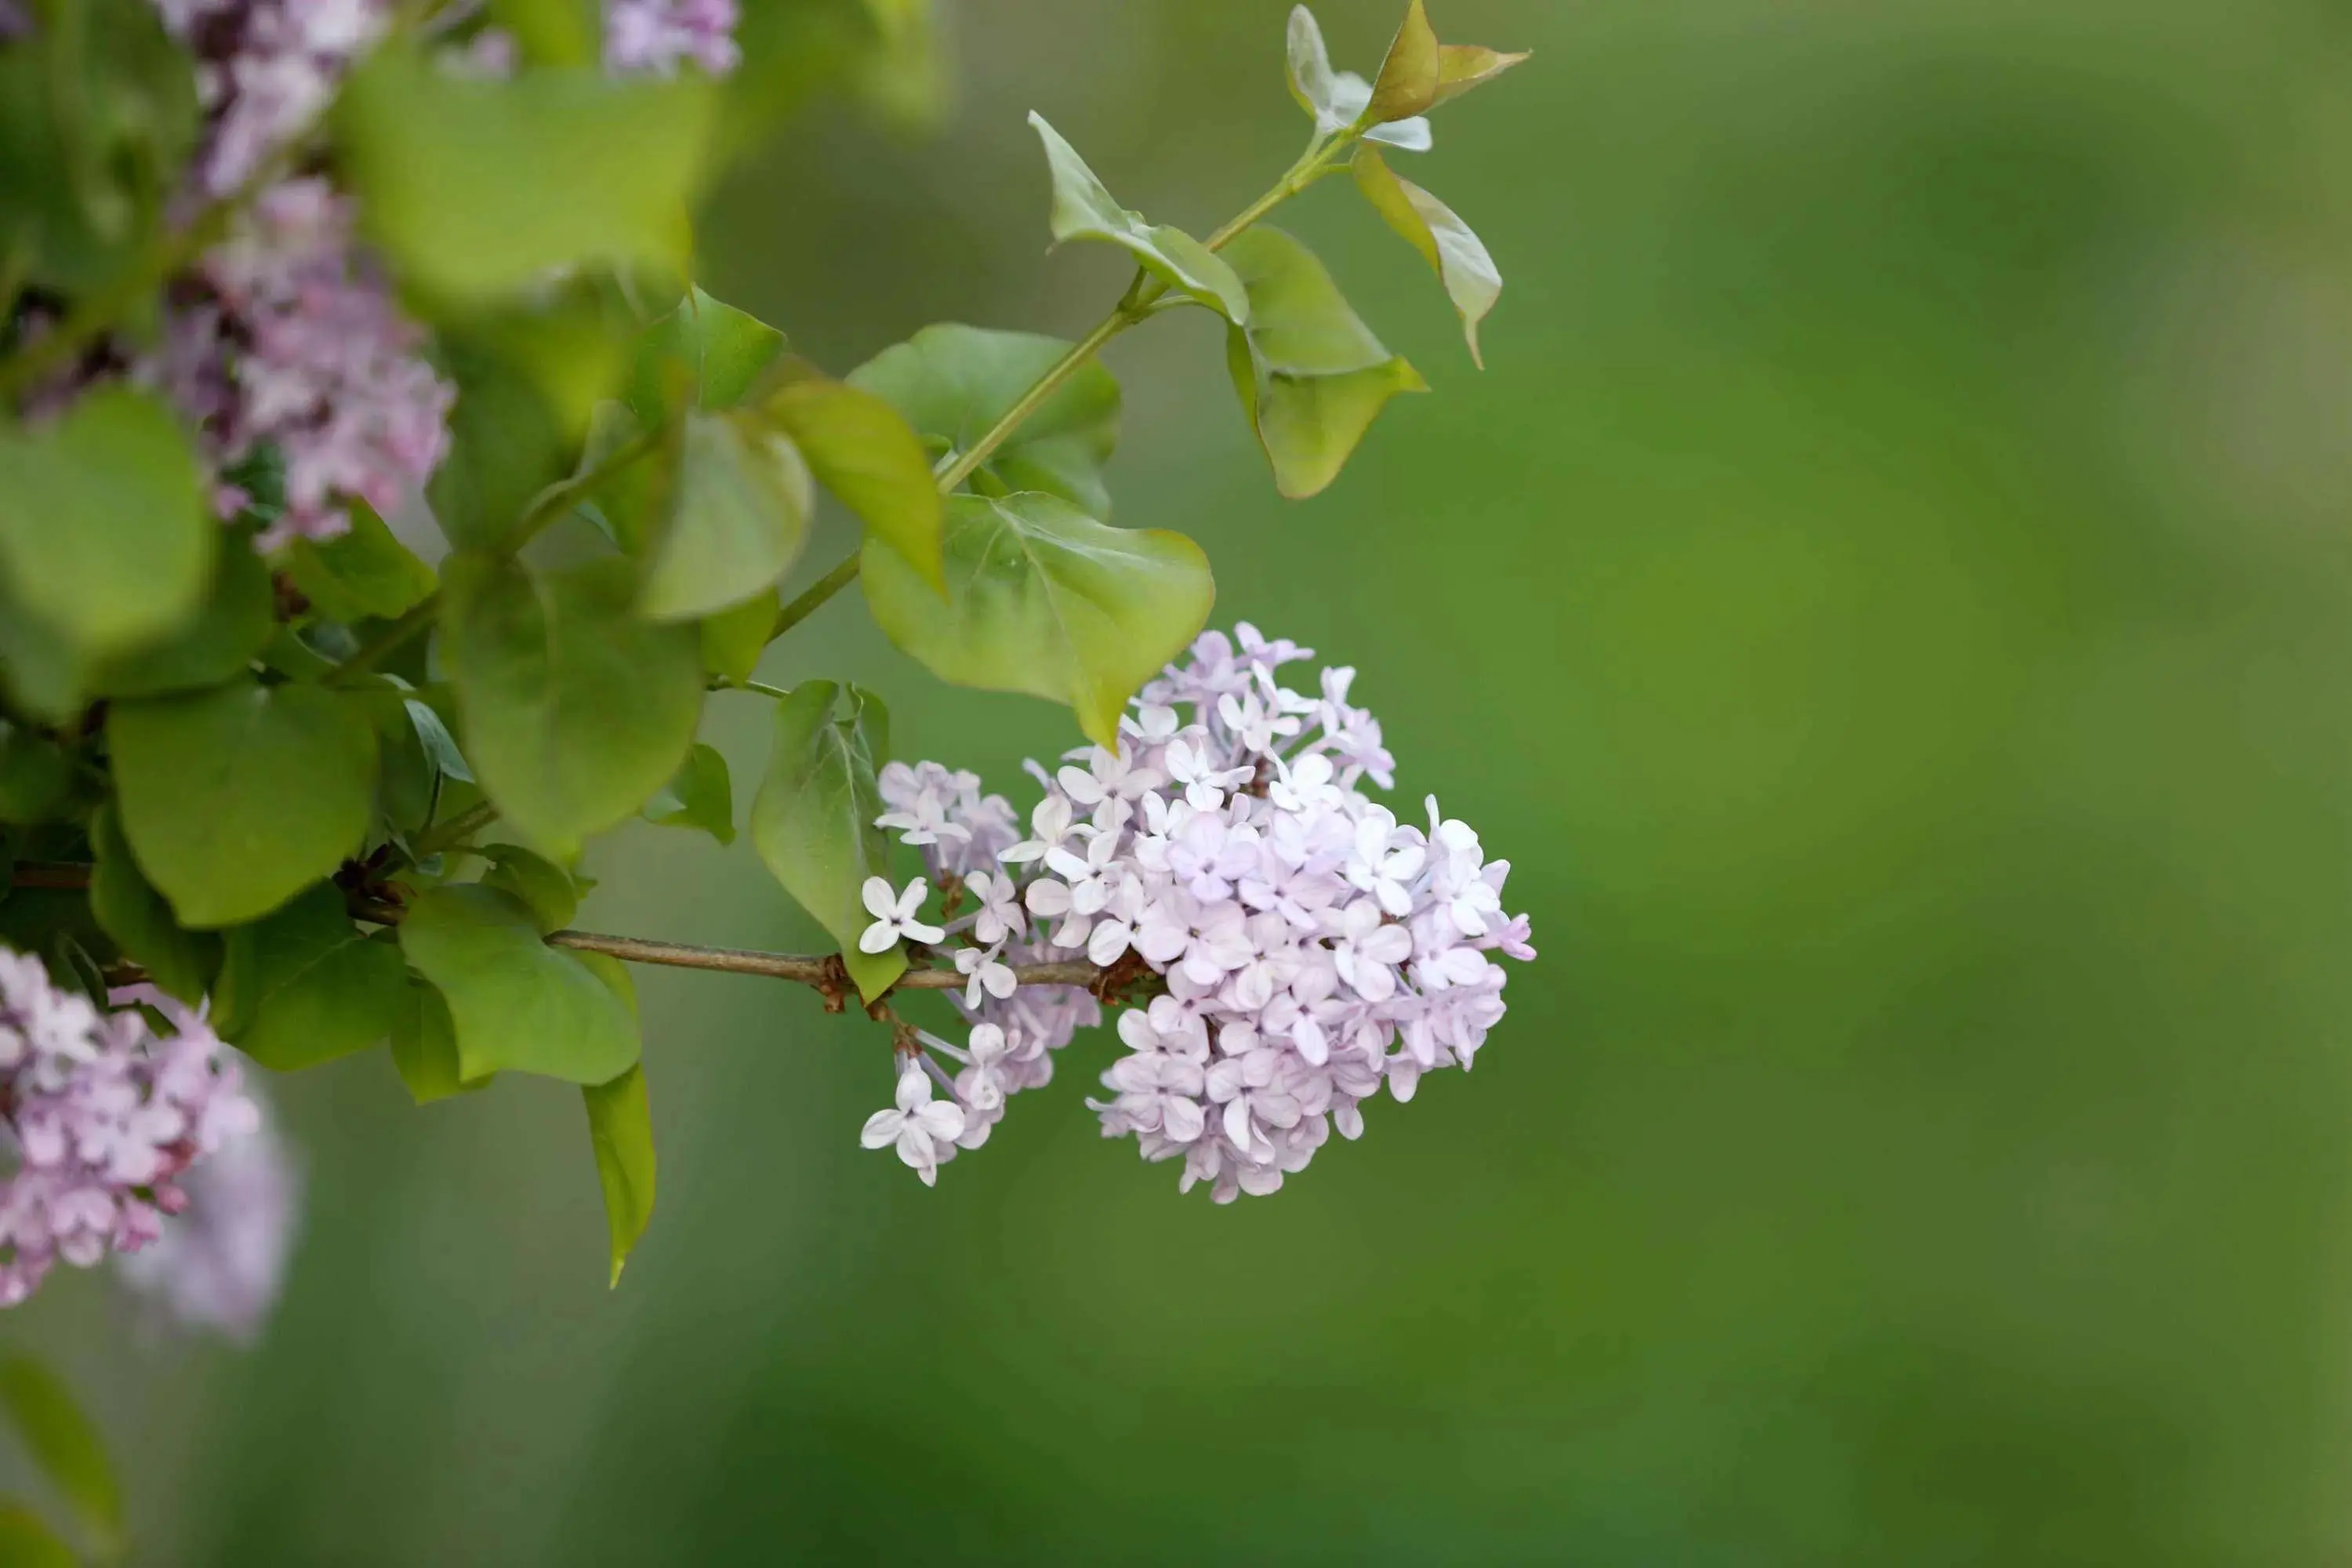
xmin=284 ymin=503 xmax=437 ymax=625
xmin=212 ymin=883 xmax=408 ymax=1071
xmin=849 ymin=324 xmax=1122 ymax=517
xmin=87 ymin=804 xmax=214 ymax=1007
xmin=1027 ymin=114 xmax=1247 ymax=323
xmin=628 ymin=285 xmax=789 ymax=419
xmin=336 ymin=49 xmax=716 ymax=302
xmin=111 ymin=681 xmax=378 ymax=929
xmin=389 ymin=978 xmax=486 ymax=1105
xmin=398 ymin=884 xmax=641 ymax=1084
xmin=1352 ymin=145 xmax=1501 ymax=367
xmin=1221 ymin=227 xmax=1426 ymax=499
xmin=644 ymin=742 xmax=735 ymax=844
xmin=441 ymin=554 xmax=704 ymax=855
xmin=750 ymin=681 xmax=905 ymax=1002
xmin=861 ymin=491 xmax=1213 ymax=749
xmin=90 ymin=526 xmax=273 ymax=700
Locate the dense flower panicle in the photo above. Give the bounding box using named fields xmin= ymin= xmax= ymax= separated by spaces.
xmin=868 ymin=627 xmax=1534 ymax=1201
xmin=154 ymin=177 xmax=453 ymax=546
xmin=115 ymin=1088 xmax=299 ymax=1341
xmin=150 ymin=0 xmax=389 ymax=197
xmin=604 ymin=0 xmax=741 ymax=77
xmin=0 ymin=956 xmax=264 ymax=1308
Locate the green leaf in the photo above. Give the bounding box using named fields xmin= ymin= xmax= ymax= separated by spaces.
xmin=644 ymin=742 xmax=735 ymax=844
xmin=861 ymin=491 xmax=1212 ymax=750
xmin=582 ymin=1064 xmax=655 ymax=1287
xmin=1433 ymin=41 xmax=1530 ymax=108
xmin=1282 ymin=5 xmax=1431 ymax=150
xmin=1352 ymin=145 xmax=1501 ymax=367
xmin=639 ymin=412 xmax=813 ymax=622
xmin=428 ymin=338 xmax=573 ymax=554
xmin=1367 ymin=0 xmax=1441 ymax=123
xmin=89 ymin=803 xmax=214 ymax=1006
xmin=488 ymin=0 xmax=600 ymax=67
xmin=764 ymin=372 xmax=944 ymax=591
xmin=388 ymin=978 xmax=482 ymax=1105
xmin=479 ymin=842 xmax=580 ymax=932
xmin=629 ymin=286 xmax=789 ymax=419
xmin=0 ymin=1358 xmax=119 ymax=1557
xmin=0 ymin=387 xmax=213 ymax=659
xmin=405 ymin=699 xmax=474 ymax=785
xmin=0 ymin=1503 xmax=77 ymax=1568
xmin=1025 ymin=114 xmax=1247 ymax=323
xmin=212 ymin=884 xmax=408 ymax=1071
xmin=335 ymin=49 xmax=715 ymax=301
xmin=90 ymin=528 xmax=274 ymax=699
xmin=0 ymin=725 xmax=74 ymax=826
xmin=1221 ymin=227 xmax=1427 ymax=499
xmin=750 ymin=681 xmax=906 ymax=1002
xmin=699 ymin=587 xmax=777 ymax=687
xmin=111 ymin=681 xmax=378 ymax=929
xmin=284 ymin=504 xmax=437 ymax=625
xmin=848 ymin=324 xmax=1122 ymax=517
xmin=441 ymin=554 xmax=704 ymax=855
xmin=397 ymin=884 xmax=641 ymax=1084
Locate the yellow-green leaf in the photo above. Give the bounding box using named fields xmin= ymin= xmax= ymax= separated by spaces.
xmin=1366 ymin=0 xmax=1440 ymax=124
xmin=583 ymin=1064 xmax=655 ymax=1287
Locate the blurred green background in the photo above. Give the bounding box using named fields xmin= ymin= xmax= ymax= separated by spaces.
xmin=22 ymin=0 xmax=2352 ymax=1559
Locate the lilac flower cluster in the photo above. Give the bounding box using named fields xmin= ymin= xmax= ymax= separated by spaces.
xmin=865 ymin=627 xmax=1534 ymax=1201
xmin=604 ymin=0 xmax=741 ymax=77
xmin=115 ymin=1086 xmax=300 ymax=1342
xmin=153 ymin=177 xmax=452 ymax=548
xmin=151 ymin=0 xmax=387 ymax=198
xmin=0 ymin=953 xmax=263 ymax=1308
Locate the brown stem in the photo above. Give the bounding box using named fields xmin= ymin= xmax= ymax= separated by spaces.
xmin=544 ymin=930 xmax=1104 ymax=991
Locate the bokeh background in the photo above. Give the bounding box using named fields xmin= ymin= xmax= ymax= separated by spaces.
xmin=19 ymin=0 xmax=2352 ymax=1559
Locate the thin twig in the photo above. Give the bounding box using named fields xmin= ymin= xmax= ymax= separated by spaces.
xmin=546 ymin=930 xmax=1104 ymax=990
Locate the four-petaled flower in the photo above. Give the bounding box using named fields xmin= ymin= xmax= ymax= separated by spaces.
xmin=858 ymin=877 xmax=945 ymax=953
xmin=859 ymin=1067 xmax=967 ymax=1185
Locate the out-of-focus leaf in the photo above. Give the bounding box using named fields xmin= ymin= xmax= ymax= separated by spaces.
xmin=479 ymin=842 xmax=581 ymax=932
xmin=1367 ymin=0 xmax=1441 ymax=123
xmin=91 ymin=528 xmax=273 ymax=699
xmin=1352 ymin=146 xmax=1501 ymax=367
xmin=0 ymin=1503 xmax=77 ymax=1568
xmin=629 ymin=286 xmax=789 ymax=419
xmin=212 ymin=884 xmax=407 ymax=1070
xmin=0 ymin=726 xmax=74 ymax=826
xmin=861 ymin=491 xmax=1213 ymax=750
xmin=488 ymin=0 xmax=599 ymax=66
xmin=1433 ymin=42 xmax=1530 ymax=107
xmin=1221 ymin=227 xmax=1426 ymax=499
xmin=644 ymin=742 xmax=735 ymax=844
xmin=441 ymin=554 xmax=702 ymax=856
xmin=0 ymin=1357 xmax=120 ymax=1556
xmin=1026 ymin=114 xmax=1247 ymax=323
xmin=284 ymin=503 xmax=437 ymax=625
xmin=111 ymin=681 xmax=377 ymax=928
xmin=336 ymin=49 xmax=715 ymax=302
xmin=583 ymin=1063 xmax=655 ymax=1287
xmin=405 ymin=699 xmax=473 ymax=786
xmin=89 ymin=803 xmax=215 ymax=1006
xmin=850 ymin=324 xmax=1122 ymax=517
xmin=751 ymin=681 xmax=904 ymax=1002
xmin=398 ymin=884 xmax=640 ymax=1084
xmin=699 ymin=588 xmax=777 ymax=687
xmin=0 ymin=387 xmax=212 ymax=659
xmin=764 ymin=372 xmax=945 ymax=591
xmin=639 ymin=412 xmax=812 ymax=622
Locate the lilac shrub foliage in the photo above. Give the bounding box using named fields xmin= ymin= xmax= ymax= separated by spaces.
xmin=0 ymin=2 xmax=1528 ymax=1528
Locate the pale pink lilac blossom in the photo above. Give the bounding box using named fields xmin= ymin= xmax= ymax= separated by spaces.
xmin=114 ymin=1087 xmax=300 ymax=1341
xmin=867 ymin=627 xmax=1533 ymax=1200
xmin=0 ymin=954 xmax=267 ymax=1308
xmin=604 ymin=0 xmax=740 ymax=77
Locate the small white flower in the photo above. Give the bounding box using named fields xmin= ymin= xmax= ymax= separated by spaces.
xmin=963 ymin=870 xmax=1027 ymax=945
xmin=858 ymin=1066 xmax=966 ymax=1185
xmin=858 ymin=877 xmax=944 ymax=954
